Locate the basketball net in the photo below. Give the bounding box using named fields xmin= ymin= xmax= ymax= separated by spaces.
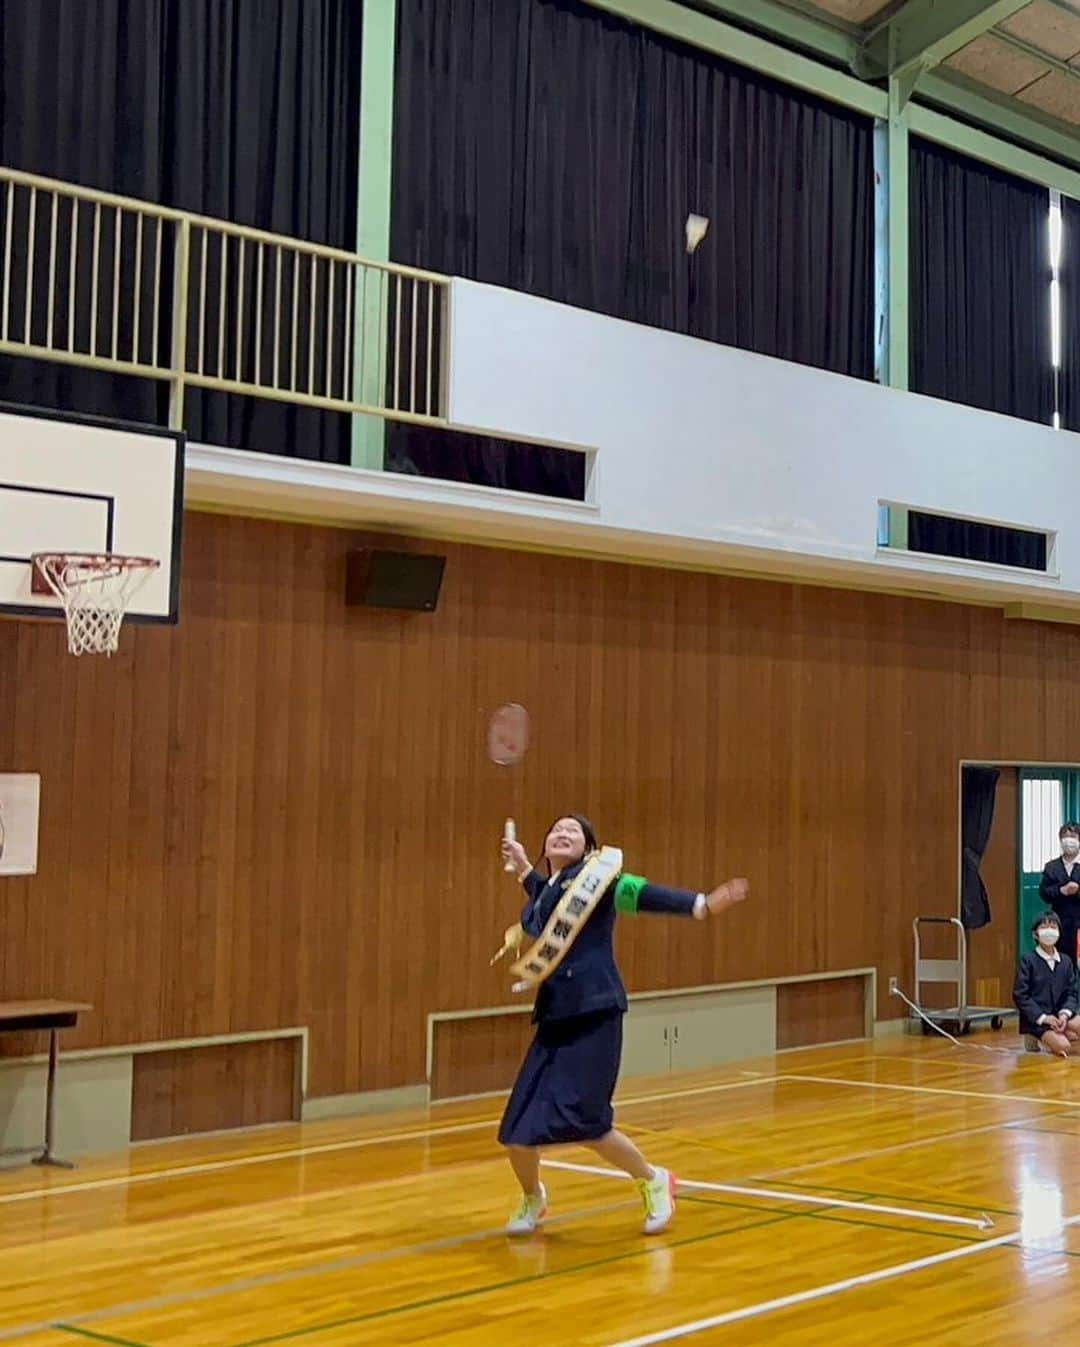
xmin=33 ymin=553 xmax=160 ymax=657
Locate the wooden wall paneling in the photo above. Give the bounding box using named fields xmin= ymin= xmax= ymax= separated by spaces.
xmin=128 ymin=622 xmax=173 ymax=1050
xmin=129 ymin=1037 xmax=298 ymax=1142
xmin=9 ymin=512 xmax=1080 ymax=1101
xmin=776 ymin=976 xmax=868 ymax=1050
xmin=429 ymin=1014 xmax=534 ymax=1102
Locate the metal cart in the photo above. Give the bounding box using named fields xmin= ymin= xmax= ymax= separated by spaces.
xmin=911 ymin=916 xmax=1016 ymax=1036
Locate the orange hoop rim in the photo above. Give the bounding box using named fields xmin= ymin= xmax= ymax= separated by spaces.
xmin=32 ymin=552 xmax=161 ymax=573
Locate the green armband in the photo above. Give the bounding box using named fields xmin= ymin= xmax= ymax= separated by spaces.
xmin=614 ymin=873 xmax=648 ymax=914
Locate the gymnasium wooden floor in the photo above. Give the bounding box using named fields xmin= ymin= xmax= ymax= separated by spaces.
xmin=3 ymin=1034 xmax=1080 ymax=1346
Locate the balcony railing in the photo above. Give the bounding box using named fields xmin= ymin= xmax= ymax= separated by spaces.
xmin=0 ymin=166 xmax=449 ymax=432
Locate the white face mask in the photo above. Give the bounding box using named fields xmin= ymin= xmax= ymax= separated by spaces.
xmin=1038 ymin=927 xmax=1060 ymax=946
xmin=1063 ymin=839 xmax=1079 ymax=856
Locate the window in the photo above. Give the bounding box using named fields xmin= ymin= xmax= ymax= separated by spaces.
xmin=1022 ymin=776 xmax=1062 ymax=872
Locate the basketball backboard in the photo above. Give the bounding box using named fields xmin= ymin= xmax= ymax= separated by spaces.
xmin=0 ymin=403 xmax=183 ymax=624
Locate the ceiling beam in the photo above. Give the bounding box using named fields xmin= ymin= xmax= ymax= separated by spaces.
xmin=1043 ymin=0 xmax=1080 ymax=22
xmin=692 ymin=0 xmax=859 ymax=67
xmin=908 ymin=100 xmax=1080 ymax=198
xmin=920 ymin=67 xmax=1080 ymax=171
xmin=581 ymin=0 xmax=886 ymax=115
xmin=859 ymin=0 xmax=1032 ymax=84
xmin=618 ymin=2 xmax=1080 ymax=185
xmin=990 ymin=26 xmax=1080 ymax=89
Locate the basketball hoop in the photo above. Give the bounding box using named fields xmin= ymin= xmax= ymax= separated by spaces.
xmin=32 ymin=553 xmax=161 ymax=657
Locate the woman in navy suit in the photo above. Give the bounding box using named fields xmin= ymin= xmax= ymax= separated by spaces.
xmin=1039 ymin=823 xmax=1080 ymax=967
xmin=498 ymin=813 xmax=748 ymax=1237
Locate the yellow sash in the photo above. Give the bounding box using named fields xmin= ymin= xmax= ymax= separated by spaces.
xmin=506 ymin=847 xmax=623 ymax=993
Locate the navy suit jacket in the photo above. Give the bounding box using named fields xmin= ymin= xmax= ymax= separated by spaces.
xmin=1040 ymin=858 xmax=1080 ymax=961
xmin=518 ymin=860 xmax=699 ymax=1023
xmin=1013 ymin=949 xmax=1078 ymax=1035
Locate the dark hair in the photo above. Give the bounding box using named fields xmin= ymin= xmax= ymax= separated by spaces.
xmin=539 ymin=813 xmax=599 ymax=873
xmin=1061 ymin=824 xmax=1080 ymax=839
xmin=1033 ymin=911 xmax=1061 ymax=935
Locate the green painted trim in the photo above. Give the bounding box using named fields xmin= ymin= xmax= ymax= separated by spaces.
xmin=614 ymin=873 xmax=647 ymax=914
xmin=1045 ymin=0 xmax=1080 ymax=21
xmin=593 ymin=1 xmax=1080 ymax=195
xmin=579 ymin=0 xmax=886 ymax=118
xmin=886 ymin=83 xmax=910 ymax=391
xmin=694 ymin=0 xmax=858 ymax=66
xmin=919 ymin=72 xmax=1080 ymax=177
xmin=879 ymin=505 xmax=910 ymax=550
xmin=352 ymin=0 xmax=397 ymax=471
xmin=873 ymin=121 xmax=888 ymax=384
xmin=861 ymin=0 xmax=1030 ymax=77
xmin=909 ymin=103 xmax=1080 ymax=199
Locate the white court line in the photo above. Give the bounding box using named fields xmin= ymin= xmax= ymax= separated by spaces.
xmin=0 ymin=1074 xmax=779 ymax=1207
xmin=0 ymin=1067 xmax=1060 ymax=1210
xmin=761 ymin=1116 xmax=1026 ymax=1181
xmin=541 ymin=1160 xmax=992 ymax=1230
xmin=603 ymin=1216 xmax=1080 ymax=1347
xmin=779 ymin=1072 xmax=1080 ymax=1109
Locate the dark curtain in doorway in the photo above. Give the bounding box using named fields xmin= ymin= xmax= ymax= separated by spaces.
xmin=961 ymin=765 xmax=1000 ymax=930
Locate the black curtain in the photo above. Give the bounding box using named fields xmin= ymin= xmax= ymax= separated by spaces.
xmin=961 ymin=765 xmax=999 ymax=930
xmin=389 ymin=0 xmax=875 ymax=493
xmin=908 ymin=511 xmax=1047 ymax=571
xmin=0 ymin=0 xmax=362 ymax=463
xmin=1058 ymin=197 xmax=1080 ymax=433
xmin=910 ymin=139 xmax=1052 ymax=425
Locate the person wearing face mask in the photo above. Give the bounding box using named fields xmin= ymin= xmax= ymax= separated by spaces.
xmin=497 ymin=813 xmax=749 ymax=1237
xmin=1013 ymin=912 xmax=1080 ymax=1057
xmin=1039 ymin=824 xmax=1080 ymax=966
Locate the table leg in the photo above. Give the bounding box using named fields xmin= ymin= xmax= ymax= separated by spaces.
xmin=32 ymin=1028 xmax=73 ymax=1169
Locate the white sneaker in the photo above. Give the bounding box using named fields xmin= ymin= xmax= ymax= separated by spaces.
xmin=638 ymin=1166 xmax=675 ymax=1234
xmin=506 ymin=1183 xmax=548 ymax=1235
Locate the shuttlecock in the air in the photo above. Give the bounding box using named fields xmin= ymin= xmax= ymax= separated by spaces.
xmin=685 ymin=213 xmax=709 ymax=254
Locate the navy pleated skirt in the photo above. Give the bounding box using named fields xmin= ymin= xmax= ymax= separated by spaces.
xmin=498 ymin=1008 xmax=623 ymax=1147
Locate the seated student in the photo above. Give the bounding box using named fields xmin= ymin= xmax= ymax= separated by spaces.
xmin=1014 ymin=912 xmax=1080 ymax=1058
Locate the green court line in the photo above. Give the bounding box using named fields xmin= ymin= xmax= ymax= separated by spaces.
xmin=227 ymin=1209 xmax=799 ymax=1347
xmin=21 ymin=1196 xmax=858 ymax=1346
xmin=754 ymin=1178 xmax=1017 ymax=1219
xmin=57 ymin=1327 xmax=150 ymax=1347
xmin=679 ymin=1194 xmax=982 ymax=1245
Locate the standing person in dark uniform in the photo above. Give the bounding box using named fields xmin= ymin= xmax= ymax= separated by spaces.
xmin=1039 ymin=823 xmax=1080 ymax=968
xmin=496 ymin=813 xmax=748 ymax=1237
xmin=1013 ymin=912 xmax=1080 ymax=1057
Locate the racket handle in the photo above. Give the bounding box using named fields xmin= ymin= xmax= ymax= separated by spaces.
xmin=503 ymin=818 xmax=517 ymax=873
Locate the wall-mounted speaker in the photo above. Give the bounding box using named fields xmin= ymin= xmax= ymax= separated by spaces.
xmin=345 ymin=550 xmax=446 ymax=612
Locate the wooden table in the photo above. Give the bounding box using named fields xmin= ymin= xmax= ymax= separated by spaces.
xmin=0 ymin=1000 xmax=91 ymax=1168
